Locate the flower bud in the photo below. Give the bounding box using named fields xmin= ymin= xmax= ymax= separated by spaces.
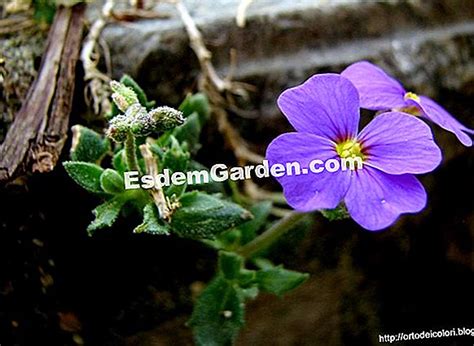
xmin=110 ymin=80 xmax=139 ymax=112
xmin=129 ymin=105 xmax=154 ymax=137
xmin=106 ymin=115 xmax=129 ymax=142
xmin=148 ymin=106 xmax=185 ymax=131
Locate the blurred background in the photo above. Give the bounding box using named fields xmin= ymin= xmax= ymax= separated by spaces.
xmin=1 ymin=0 xmax=473 ymax=345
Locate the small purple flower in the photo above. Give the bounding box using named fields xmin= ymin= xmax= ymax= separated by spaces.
xmin=341 ymin=61 xmax=474 ymax=146
xmin=266 ymin=74 xmax=442 ymax=231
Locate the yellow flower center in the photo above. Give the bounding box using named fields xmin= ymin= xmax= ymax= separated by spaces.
xmin=404 ymin=91 xmax=420 ymax=103
xmin=397 ymin=92 xmax=422 ymax=116
xmin=336 ymin=139 xmax=365 ymax=160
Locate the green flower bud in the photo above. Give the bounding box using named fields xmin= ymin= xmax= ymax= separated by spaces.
xmin=106 ymin=115 xmax=129 ymax=142
xmin=149 ymin=106 xmax=185 ymax=131
xmin=129 ymin=105 xmax=154 ymax=137
xmin=110 ymin=80 xmax=139 ymax=112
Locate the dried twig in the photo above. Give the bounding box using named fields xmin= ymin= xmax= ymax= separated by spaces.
xmin=139 ymin=143 xmax=172 ymax=220
xmin=174 ymin=0 xmax=235 ymax=93
xmin=0 ymin=16 xmax=35 ymax=34
xmin=80 ymin=0 xmax=114 ymax=115
xmin=111 ymin=8 xmax=170 ymax=21
xmin=236 ymin=0 xmax=254 ymax=28
xmin=173 ymin=0 xmax=264 ymax=165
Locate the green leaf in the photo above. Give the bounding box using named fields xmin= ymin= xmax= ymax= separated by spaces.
xmin=120 ymin=74 xmax=155 ymax=110
xmin=63 ymin=161 xmax=104 ymax=193
xmin=171 ymin=192 xmax=252 ymax=240
xmin=237 ymin=269 xmax=257 ymax=288
xmin=179 ymin=93 xmax=210 ymax=125
xmin=33 ymin=0 xmax=56 ymax=25
xmin=186 ymin=160 xmax=225 ymax=194
xmin=70 ymin=125 xmax=110 ymax=163
xmin=321 ymin=204 xmax=350 ymax=221
xmin=112 ymin=149 xmax=127 ymax=175
xmin=240 ymin=285 xmax=259 ymax=299
xmin=218 ymin=252 xmax=244 ymax=281
xmin=189 ymin=276 xmax=245 ymax=346
xmin=162 ymin=136 xmax=190 ymax=173
xmin=87 ymin=196 xmax=127 ymax=234
xmin=100 ymin=169 xmax=124 ymax=194
xmin=238 ymin=201 xmax=272 ymax=245
xmin=162 ymin=136 xmax=190 ymax=198
xmin=107 ymin=102 xmax=121 ymax=119
xmin=216 ymin=229 xmax=241 ymax=250
xmin=172 ymin=112 xmax=202 ymax=153
xmin=134 ymin=203 xmax=170 ymax=235
xmin=256 ymin=266 xmax=309 ymax=296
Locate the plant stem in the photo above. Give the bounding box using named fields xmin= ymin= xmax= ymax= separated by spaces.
xmin=139 ymin=144 xmax=172 ymax=220
xmin=237 ymin=212 xmax=308 ymax=259
xmin=125 ymin=133 xmax=139 ymax=171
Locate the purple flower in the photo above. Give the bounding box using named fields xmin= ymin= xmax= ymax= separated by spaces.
xmin=341 ymin=61 xmax=474 ymax=146
xmin=266 ymin=74 xmax=442 ymax=231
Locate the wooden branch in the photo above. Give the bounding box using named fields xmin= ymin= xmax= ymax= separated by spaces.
xmin=0 ymin=4 xmax=85 ymax=182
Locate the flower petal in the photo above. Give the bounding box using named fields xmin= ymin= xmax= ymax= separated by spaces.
xmin=416 ymin=96 xmax=474 ymax=147
xmin=341 ymin=61 xmax=406 ymax=110
xmin=266 ymin=132 xmax=351 ymax=211
xmin=277 ymin=74 xmax=360 ymax=141
xmin=357 ymin=112 xmax=442 ymax=174
xmin=344 ymin=167 xmax=426 ymax=231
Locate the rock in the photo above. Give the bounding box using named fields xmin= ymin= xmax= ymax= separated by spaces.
xmin=100 ymin=0 xmax=474 ymax=101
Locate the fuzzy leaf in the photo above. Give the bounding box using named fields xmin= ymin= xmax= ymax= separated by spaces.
xmin=237 ymin=269 xmax=257 ymax=287
xmin=189 ymin=276 xmax=245 ymax=346
xmin=218 ymin=252 xmax=244 ymax=281
xmin=179 ymin=93 xmax=210 ymax=125
xmin=70 ymin=125 xmax=110 ymax=163
xmin=163 ymin=136 xmax=190 ymax=197
xmin=256 ymin=266 xmax=309 ymax=296
xmin=120 ymin=74 xmax=155 ymax=109
xmin=172 ymin=112 xmax=202 ymax=153
xmin=134 ymin=203 xmax=170 ymax=235
xmin=321 ymin=204 xmax=350 ymax=221
xmin=171 ymin=192 xmax=252 ymax=240
xmin=186 ymin=160 xmax=225 ymax=194
xmin=87 ymin=197 xmax=127 ymax=234
xmin=100 ymin=169 xmax=124 ymax=194
xmin=238 ymin=201 xmax=272 ymax=245
xmin=240 ymin=286 xmax=259 ymax=299
xmin=162 ymin=136 xmax=190 ymax=173
xmin=112 ymin=149 xmax=127 ymax=174
xmin=63 ymin=161 xmax=104 ymax=193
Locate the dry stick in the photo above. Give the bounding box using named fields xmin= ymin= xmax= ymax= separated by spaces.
xmin=0 ymin=17 xmax=35 ymax=34
xmin=175 ymin=0 xmax=228 ymax=92
xmin=174 ymin=0 xmax=264 ymax=165
xmin=139 ymin=143 xmax=172 ymax=221
xmin=80 ymin=0 xmax=114 ymax=114
xmin=236 ymin=0 xmax=254 ymax=28
xmin=32 ymin=6 xmax=86 ymax=173
xmin=0 ymin=5 xmax=85 ymax=182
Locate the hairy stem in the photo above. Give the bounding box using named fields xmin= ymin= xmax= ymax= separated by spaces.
xmin=237 ymin=212 xmax=308 ymax=259
xmin=124 ymin=133 xmax=139 ymax=171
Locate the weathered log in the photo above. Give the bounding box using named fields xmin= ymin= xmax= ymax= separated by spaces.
xmin=0 ymin=4 xmax=85 ymax=182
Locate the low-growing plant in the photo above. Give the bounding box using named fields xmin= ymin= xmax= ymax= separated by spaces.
xmin=64 ymin=61 xmax=471 ymax=344
xmin=63 ymin=75 xmax=311 ymax=345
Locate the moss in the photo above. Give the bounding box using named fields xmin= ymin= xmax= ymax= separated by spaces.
xmin=0 ymin=29 xmax=46 ymax=142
